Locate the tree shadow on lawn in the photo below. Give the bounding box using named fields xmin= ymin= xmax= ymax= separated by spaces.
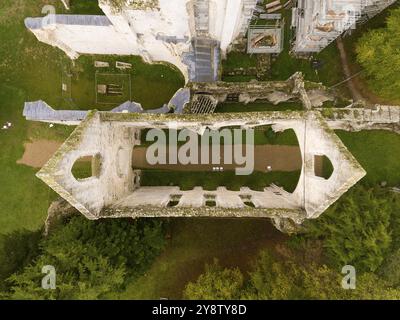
xmin=119 ymin=218 xmax=287 ymax=299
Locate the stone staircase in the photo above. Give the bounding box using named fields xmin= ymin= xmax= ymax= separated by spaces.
xmin=194 ymin=37 xmax=216 ymax=82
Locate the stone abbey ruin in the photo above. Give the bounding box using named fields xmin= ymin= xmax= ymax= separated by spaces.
xmin=23 ymin=0 xmax=400 ymax=232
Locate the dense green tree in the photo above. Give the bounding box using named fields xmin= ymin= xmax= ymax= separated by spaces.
xmin=8 ymin=246 xmax=125 ymax=300
xmin=304 ymin=186 xmax=392 ymax=272
xmin=348 ymin=273 xmax=400 ymax=300
xmin=387 ymin=192 xmax=400 ymax=250
xmin=298 ymin=265 xmax=400 ymax=300
xmin=184 ymin=259 xmax=244 ymax=300
xmin=244 ymin=252 xmax=347 ymax=300
xmin=43 ymin=216 xmax=165 ymax=274
xmin=184 ymin=250 xmax=400 ymax=300
xmin=243 ymin=251 xmax=295 ymax=299
xmin=5 ymin=216 xmax=165 ymax=299
xmin=0 ymin=229 xmax=41 ymax=291
xmin=356 ymin=8 xmax=400 ymax=100
xmin=380 ymin=249 xmax=400 ymax=287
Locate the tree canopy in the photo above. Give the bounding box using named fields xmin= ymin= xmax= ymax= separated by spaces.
xmin=184 ymin=185 xmax=400 ymax=300
xmin=184 ymin=251 xmax=400 ymax=300
xmin=303 ymin=186 xmax=394 ymax=272
xmin=3 ymin=216 xmax=165 ymax=299
xmin=183 ymin=259 xmax=244 ymax=300
xmin=356 ymin=8 xmax=400 ymax=101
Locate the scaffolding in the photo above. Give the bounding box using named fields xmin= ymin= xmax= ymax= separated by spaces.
xmin=247 ymin=15 xmax=285 ymax=54
xmin=292 ymin=0 xmax=397 ymax=53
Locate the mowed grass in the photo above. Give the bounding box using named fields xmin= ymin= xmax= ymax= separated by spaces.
xmin=138 ymin=127 xmax=301 ymax=192
xmin=140 ymin=170 xmax=301 ymax=193
xmin=69 ymin=0 xmax=104 ymax=15
xmin=140 ymin=126 xmax=299 ymax=146
xmin=215 ymin=102 xmax=304 ymax=112
xmin=336 ymin=130 xmax=400 ymax=186
xmin=67 ymin=55 xmax=184 ymax=110
xmin=1 ymin=0 xmax=400 ymax=301
xmin=0 ymin=86 xmax=56 ymax=234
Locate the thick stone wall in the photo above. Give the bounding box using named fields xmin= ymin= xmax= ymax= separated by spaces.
xmin=37 ymin=112 xmax=141 ymax=218
xmin=36 ymin=110 xmax=365 ymax=230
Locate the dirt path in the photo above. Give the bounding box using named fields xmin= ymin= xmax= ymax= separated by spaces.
xmin=17 ymin=140 xmax=62 ymax=168
xmin=336 ymin=37 xmax=390 ymax=105
xmin=336 ymin=37 xmax=364 ymax=102
xmin=132 ymin=145 xmax=302 ymax=172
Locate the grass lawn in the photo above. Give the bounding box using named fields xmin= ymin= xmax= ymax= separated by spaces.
xmin=2 ymin=0 xmax=400 ymax=301
xmin=71 ymin=159 xmax=93 ymax=180
xmin=69 ymin=0 xmax=104 ymax=15
xmin=253 ymin=126 xmax=298 ymax=145
xmin=222 ymin=51 xmax=258 ymax=71
xmin=140 ymin=126 xmax=299 ymax=146
xmin=0 ymin=1 xmax=184 ymax=111
xmin=322 ymin=155 xmax=334 ymax=179
xmin=221 ymin=51 xmax=258 ymax=82
xmin=215 ymin=102 xmax=304 ymax=112
xmin=0 ymin=85 xmax=57 ymax=234
xmin=140 ymin=170 xmax=301 ymax=193
xmin=115 ymin=218 xmax=287 ymax=299
xmin=138 ymin=126 xmax=301 ymax=192
xmin=67 ymin=55 xmax=184 ymax=110
xmin=336 ymin=130 xmax=400 ymax=187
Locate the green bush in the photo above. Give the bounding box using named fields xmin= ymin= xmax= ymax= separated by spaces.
xmin=184 ymin=250 xmax=400 ymax=300
xmin=304 ymin=186 xmax=392 ymax=272
xmin=5 ymin=216 xmax=166 ymax=299
xmin=0 ymin=229 xmax=42 ymax=291
xmin=380 ymin=249 xmax=400 ymax=287
xmin=244 ymin=251 xmax=296 ymax=299
xmin=184 ymin=259 xmax=244 ymax=300
xmin=356 ymin=8 xmax=400 ymax=101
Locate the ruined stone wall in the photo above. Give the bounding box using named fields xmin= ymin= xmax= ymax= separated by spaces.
xmin=100 ymin=0 xmax=192 ymax=79
xmin=322 ymin=105 xmax=400 ymax=133
xmin=36 ymin=112 xmax=141 ymax=218
xmin=25 ymin=15 xmax=138 ymax=60
xmin=34 ymin=109 xmax=366 ymax=233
